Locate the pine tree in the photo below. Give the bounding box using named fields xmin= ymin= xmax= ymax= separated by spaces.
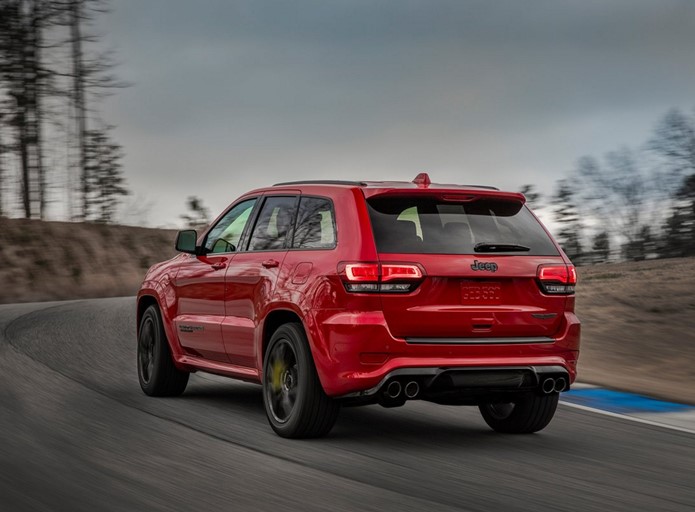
xmin=85 ymin=123 xmax=127 ymax=223
xmin=660 ymin=174 xmax=695 ymax=258
xmin=591 ymin=231 xmax=610 ymax=263
xmin=519 ymin=184 xmax=542 ymax=208
xmin=181 ymin=196 xmax=210 ymax=230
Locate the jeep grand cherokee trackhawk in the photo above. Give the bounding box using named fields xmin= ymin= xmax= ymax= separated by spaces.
xmin=137 ymin=173 xmax=580 ymax=438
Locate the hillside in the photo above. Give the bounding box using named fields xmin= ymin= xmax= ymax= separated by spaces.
xmin=577 ymin=257 xmax=695 ymax=404
xmin=0 ymin=218 xmax=176 ymax=303
xmin=1 ymin=218 xmax=693 ymax=403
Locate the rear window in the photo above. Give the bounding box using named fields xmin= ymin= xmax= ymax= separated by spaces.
xmin=367 ymin=195 xmax=559 ymax=255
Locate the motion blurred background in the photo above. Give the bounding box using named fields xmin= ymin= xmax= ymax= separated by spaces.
xmin=1 ymin=2 xmax=694 ymax=511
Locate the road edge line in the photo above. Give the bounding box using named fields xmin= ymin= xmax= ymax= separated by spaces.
xmin=559 ymin=400 xmax=695 ymax=435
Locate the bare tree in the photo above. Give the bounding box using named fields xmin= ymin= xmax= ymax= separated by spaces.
xmin=1 ymin=0 xmax=44 ymax=218
xmin=647 ymin=108 xmax=695 ymax=179
xmin=551 ymin=180 xmax=584 ymax=264
xmin=574 ymin=148 xmax=657 ymax=260
xmin=0 ymin=0 xmax=66 ymax=219
xmin=69 ymin=0 xmax=88 ymax=219
xmin=647 ymin=108 xmax=695 ymax=258
xmin=0 ymin=0 xmax=127 ymax=222
xmin=0 ymin=105 xmax=8 ymax=216
xmin=58 ymin=0 xmax=126 ymax=220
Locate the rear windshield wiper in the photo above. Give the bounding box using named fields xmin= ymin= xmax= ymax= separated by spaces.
xmin=474 ymin=243 xmax=531 ymax=252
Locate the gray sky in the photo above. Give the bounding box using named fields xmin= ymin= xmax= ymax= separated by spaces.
xmin=99 ymin=0 xmax=695 ymax=228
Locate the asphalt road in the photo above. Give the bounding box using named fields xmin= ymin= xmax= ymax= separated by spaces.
xmin=1 ymin=298 xmax=694 ymax=512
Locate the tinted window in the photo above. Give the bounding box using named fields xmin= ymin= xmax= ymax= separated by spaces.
xmin=292 ymin=197 xmax=336 ymax=249
xmin=247 ymin=196 xmax=297 ymax=251
xmin=367 ymin=195 xmax=559 ymax=255
xmin=205 ymin=198 xmax=257 ymax=253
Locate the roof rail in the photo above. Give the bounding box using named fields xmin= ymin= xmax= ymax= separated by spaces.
xmin=272 ymin=179 xmax=499 ymax=191
xmin=273 ymin=180 xmax=367 ymax=187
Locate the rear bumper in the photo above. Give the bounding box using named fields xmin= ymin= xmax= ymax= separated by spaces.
xmin=309 ymin=309 xmax=580 ymax=397
xmin=340 ymin=365 xmax=569 ymax=399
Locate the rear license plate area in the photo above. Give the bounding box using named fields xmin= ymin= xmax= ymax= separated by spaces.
xmin=460 ymin=281 xmax=502 ymax=305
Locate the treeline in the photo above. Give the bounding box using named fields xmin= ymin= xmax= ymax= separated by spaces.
xmin=0 ymin=0 xmax=128 ymax=223
xmin=526 ymin=107 xmax=695 ymax=265
xmin=1 ymin=2 xmax=693 ymax=261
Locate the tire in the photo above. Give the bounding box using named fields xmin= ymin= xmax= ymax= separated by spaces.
xmin=478 ymin=392 xmax=559 ymax=434
xmin=137 ymin=304 xmax=189 ymax=397
xmin=263 ymin=322 xmax=339 ymax=438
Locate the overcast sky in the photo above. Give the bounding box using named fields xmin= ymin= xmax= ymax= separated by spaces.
xmin=98 ymin=0 xmax=695 ymax=228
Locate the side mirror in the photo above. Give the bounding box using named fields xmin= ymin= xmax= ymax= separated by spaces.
xmin=175 ymin=230 xmax=198 ymax=254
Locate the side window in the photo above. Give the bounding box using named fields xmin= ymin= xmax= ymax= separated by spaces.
xmin=204 ymin=198 xmax=257 ymax=253
xmin=247 ymin=196 xmax=298 ymax=251
xmin=292 ymin=197 xmax=336 ymax=249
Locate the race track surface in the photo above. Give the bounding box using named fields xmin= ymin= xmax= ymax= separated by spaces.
xmin=1 ymin=298 xmax=693 ymax=511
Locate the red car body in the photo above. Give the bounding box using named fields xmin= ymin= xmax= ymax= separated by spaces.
xmin=137 ymin=174 xmax=579 ymax=435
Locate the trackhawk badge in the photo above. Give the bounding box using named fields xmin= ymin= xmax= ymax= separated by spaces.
xmin=179 ymin=324 xmax=204 ymax=333
xmin=471 ymin=260 xmax=498 ymax=272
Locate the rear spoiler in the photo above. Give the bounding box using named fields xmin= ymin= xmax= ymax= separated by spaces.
xmin=361 ymin=188 xmax=526 ymax=204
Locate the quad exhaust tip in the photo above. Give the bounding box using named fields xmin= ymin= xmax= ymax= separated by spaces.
xmin=541 ymin=377 xmax=556 ymax=394
xmin=404 ymin=381 xmax=419 ymax=399
xmin=541 ymin=376 xmax=568 ymax=394
xmin=386 ymin=380 xmax=402 ymax=399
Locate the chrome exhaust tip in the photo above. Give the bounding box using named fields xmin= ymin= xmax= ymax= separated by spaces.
xmin=404 ymin=381 xmax=419 ymax=399
xmin=541 ymin=377 xmax=556 ymax=394
xmin=554 ymin=377 xmax=567 ymax=393
xmin=386 ymin=380 xmax=402 ymax=399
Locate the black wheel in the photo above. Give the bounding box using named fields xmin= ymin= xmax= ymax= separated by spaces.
xmin=263 ymin=323 xmax=339 ymax=438
xmin=479 ymin=393 xmax=559 ymax=434
xmin=138 ymin=304 xmax=189 ymax=397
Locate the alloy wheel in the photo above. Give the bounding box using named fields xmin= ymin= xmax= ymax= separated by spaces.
xmin=265 ymin=339 xmax=299 ymax=423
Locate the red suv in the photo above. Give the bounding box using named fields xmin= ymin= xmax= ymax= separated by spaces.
xmin=137 ymin=174 xmax=580 ymax=438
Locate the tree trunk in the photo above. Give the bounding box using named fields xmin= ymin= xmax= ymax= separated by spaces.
xmin=32 ymin=1 xmax=46 ymax=219
xmin=70 ymin=0 xmax=88 ymax=220
xmin=0 ymin=123 xmax=4 ymax=217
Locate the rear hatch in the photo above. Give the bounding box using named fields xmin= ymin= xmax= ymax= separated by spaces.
xmin=363 ymin=191 xmax=573 ymax=340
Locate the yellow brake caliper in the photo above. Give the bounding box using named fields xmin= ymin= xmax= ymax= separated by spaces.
xmin=271 ymin=359 xmax=287 ymax=392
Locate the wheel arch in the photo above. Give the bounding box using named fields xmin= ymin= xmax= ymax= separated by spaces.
xmin=136 ymin=290 xmax=187 ymax=368
xmin=136 ymin=294 xmax=159 ymax=335
xmin=259 ymin=305 xmax=336 ymax=394
xmin=261 ymin=308 xmax=304 ymax=364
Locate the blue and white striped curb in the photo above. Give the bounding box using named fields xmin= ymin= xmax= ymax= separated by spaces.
xmin=561 ymin=383 xmax=695 ymax=434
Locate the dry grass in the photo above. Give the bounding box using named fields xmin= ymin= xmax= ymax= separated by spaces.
xmin=577 ymin=257 xmax=695 ymax=404
xmin=0 ymin=218 xmax=176 ymax=303
xmin=1 ymin=217 xmax=693 ymax=403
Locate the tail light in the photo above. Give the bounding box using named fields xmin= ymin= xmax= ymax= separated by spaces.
xmin=537 ymin=264 xmax=577 ymax=295
xmin=340 ymin=262 xmax=424 ymax=293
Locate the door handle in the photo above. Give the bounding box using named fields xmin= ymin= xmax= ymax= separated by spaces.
xmin=262 ymin=259 xmax=280 ymax=269
xmin=211 ymin=262 xmax=226 ymax=270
